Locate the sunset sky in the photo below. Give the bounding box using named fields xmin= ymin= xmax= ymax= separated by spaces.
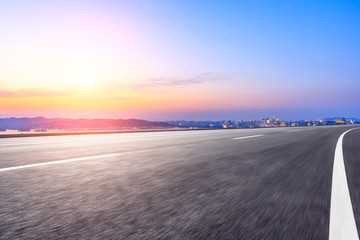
xmin=1 ymin=0 xmax=359 ymax=120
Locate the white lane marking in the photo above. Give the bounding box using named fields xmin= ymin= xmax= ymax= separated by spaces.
xmin=0 ymin=141 xmax=82 ymax=147
xmin=232 ymin=134 xmax=263 ymax=140
xmin=329 ymin=128 xmax=360 ymax=240
xmin=0 ymin=133 xmax=265 ymax=172
xmin=0 ymin=131 xmax=227 ymax=147
xmin=0 ymin=136 xmax=182 ymax=147
xmin=0 ymin=136 xmax=176 ymax=147
xmin=0 ymin=153 xmax=123 ymax=172
xmin=287 ymin=128 xmax=314 ymax=132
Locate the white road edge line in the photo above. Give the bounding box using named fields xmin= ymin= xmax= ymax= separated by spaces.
xmin=232 ymin=134 xmax=263 ymax=140
xmin=329 ymin=128 xmax=360 ymax=240
xmin=0 ymin=153 xmax=122 ymax=173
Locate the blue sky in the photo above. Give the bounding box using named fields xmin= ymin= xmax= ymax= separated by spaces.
xmin=0 ymin=0 xmax=359 ymax=120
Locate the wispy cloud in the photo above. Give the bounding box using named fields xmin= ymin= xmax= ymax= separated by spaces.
xmin=137 ymin=78 xmax=202 ymax=88
xmin=0 ymin=90 xmax=14 ymax=98
xmin=74 ymin=97 xmax=132 ymax=102
xmin=0 ymin=88 xmax=66 ymax=98
xmin=135 ymin=72 xmax=225 ymax=88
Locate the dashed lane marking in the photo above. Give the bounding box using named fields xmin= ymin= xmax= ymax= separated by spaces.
xmin=0 ymin=153 xmax=123 ymax=172
xmin=232 ymin=135 xmax=263 ymax=140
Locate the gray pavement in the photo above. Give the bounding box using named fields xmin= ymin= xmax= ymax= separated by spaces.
xmin=0 ymin=126 xmax=359 ymax=239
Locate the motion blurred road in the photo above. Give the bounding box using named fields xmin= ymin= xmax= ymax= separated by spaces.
xmin=0 ymin=126 xmax=359 ymax=239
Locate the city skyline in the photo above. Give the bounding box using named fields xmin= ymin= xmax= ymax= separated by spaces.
xmin=1 ymin=1 xmax=360 ymax=120
xmin=1 ymin=116 xmax=358 ymax=134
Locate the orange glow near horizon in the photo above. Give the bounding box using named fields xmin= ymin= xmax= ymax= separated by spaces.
xmin=0 ymin=82 xmax=271 ymax=118
xmin=0 ymin=83 xmax=322 ymax=119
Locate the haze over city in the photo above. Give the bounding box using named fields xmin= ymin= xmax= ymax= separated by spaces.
xmin=1 ymin=1 xmax=359 ymax=120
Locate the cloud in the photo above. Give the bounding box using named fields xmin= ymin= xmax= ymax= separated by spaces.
xmin=74 ymin=97 xmax=132 ymax=102
xmin=135 ymin=72 xmax=225 ymax=88
xmin=137 ymin=78 xmax=202 ymax=88
xmin=0 ymin=90 xmax=15 ymax=98
xmin=0 ymin=88 xmax=66 ymax=98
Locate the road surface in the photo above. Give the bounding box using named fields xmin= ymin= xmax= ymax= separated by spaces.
xmin=0 ymin=126 xmax=359 ymax=239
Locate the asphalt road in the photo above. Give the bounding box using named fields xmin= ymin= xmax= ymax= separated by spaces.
xmin=0 ymin=126 xmax=359 ymax=239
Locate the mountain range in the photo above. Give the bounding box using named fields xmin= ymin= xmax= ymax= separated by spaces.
xmin=0 ymin=117 xmax=172 ymax=131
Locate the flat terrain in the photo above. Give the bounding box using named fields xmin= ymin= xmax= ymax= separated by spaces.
xmin=0 ymin=126 xmax=359 ymax=239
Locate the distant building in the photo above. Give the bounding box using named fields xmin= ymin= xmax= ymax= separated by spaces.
xmin=35 ymin=128 xmax=48 ymax=132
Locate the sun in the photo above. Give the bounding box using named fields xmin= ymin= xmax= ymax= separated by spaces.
xmin=81 ymin=72 xmax=94 ymax=85
xmin=77 ymin=71 xmax=97 ymax=89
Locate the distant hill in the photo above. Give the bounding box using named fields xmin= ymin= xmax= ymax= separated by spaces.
xmin=0 ymin=117 xmax=172 ymax=131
